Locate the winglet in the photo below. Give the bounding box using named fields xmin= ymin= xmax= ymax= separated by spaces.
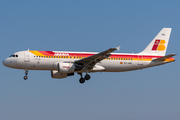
xmin=116 ymin=46 xmax=121 ymax=51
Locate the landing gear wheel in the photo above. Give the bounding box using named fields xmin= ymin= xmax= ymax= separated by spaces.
xmin=24 ymin=76 xmax=28 ymax=80
xmin=79 ymin=78 xmax=85 ymax=84
xmin=85 ymin=74 xmax=91 ymax=80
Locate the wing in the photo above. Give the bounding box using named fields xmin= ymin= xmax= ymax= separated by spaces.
xmin=152 ymin=54 xmax=176 ymax=62
xmin=75 ymin=46 xmax=120 ymax=70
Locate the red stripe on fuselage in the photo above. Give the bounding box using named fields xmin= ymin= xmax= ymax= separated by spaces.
xmin=37 ymin=51 xmax=166 ymax=59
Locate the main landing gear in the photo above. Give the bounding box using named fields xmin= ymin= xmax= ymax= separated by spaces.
xmin=23 ymin=69 xmax=28 ymax=80
xmin=78 ymin=73 xmax=91 ymax=84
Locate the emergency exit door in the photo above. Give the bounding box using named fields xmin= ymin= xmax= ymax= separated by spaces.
xmin=24 ymin=51 xmax=30 ymax=62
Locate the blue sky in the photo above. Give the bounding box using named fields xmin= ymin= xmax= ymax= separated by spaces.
xmin=0 ymin=1 xmax=180 ymax=120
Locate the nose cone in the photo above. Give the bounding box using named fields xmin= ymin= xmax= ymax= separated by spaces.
xmin=2 ymin=59 xmax=8 ymax=67
xmin=3 ymin=58 xmax=17 ymax=68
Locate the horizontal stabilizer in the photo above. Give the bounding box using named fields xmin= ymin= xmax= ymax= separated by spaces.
xmin=152 ymin=54 xmax=176 ymax=62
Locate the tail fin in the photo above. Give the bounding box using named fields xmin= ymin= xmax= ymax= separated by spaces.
xmin=139 ymin=28 xmax=172 ymax=56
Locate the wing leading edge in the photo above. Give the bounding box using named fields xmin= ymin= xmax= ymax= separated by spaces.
xmin=75 ymin=46 xmax=120 ymax=70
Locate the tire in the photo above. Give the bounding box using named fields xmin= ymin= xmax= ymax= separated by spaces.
xmin=79 ymin=78 xmax=85 ymax=84
xmin=85 ymin=74 xmax=91 ymax=80
xmin=24 ymin=76 xmax=28 ymax=80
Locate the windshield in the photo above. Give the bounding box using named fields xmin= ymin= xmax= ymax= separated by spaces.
xmin=9 ymin=54 xmax=18 ymax=57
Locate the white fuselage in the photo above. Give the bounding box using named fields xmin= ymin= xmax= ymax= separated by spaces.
xmin=3 ymin=50 xmax=169 ymax=73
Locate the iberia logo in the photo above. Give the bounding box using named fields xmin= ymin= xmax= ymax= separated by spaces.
xmin=152 ymin=39 xmax=166 ymax=51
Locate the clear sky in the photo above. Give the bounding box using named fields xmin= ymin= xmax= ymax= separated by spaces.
xmin=0 ymin=0 xmax=180 ymax=120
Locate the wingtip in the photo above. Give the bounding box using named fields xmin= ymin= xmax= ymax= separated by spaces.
xmin=116 ymin=46 xmax=121 ymax=51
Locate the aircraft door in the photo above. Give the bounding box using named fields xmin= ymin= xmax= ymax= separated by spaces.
xmin=138 ymin=55 xmax=143 ymax=65
xmin=24 ymin=51 xmax=30 ymax=62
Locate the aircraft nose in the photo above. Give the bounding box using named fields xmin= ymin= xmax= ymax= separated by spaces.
xmin=2 ymin=59 xmax=8 ymax=67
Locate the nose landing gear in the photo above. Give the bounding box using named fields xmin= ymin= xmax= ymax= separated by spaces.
xmin=23 ymin=69 xmax=28 ymax=80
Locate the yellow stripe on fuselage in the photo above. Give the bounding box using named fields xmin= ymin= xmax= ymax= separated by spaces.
xmin=30 ymin=51 xmax=44 ymax=56
xmin=28 ymin=51 xmax=175 ymax=62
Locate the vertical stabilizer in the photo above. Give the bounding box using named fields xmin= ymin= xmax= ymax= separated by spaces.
xmin=139 ymin=28 xmax=172 ymax=56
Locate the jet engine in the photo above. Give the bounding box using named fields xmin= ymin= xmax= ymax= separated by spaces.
xmin=51 ymin=70 xmax=67 ymax=79
xmin=51 ymin=70 xmax=74 ymax=79
xmin=53 ymin=62 xmax=75 ymax=73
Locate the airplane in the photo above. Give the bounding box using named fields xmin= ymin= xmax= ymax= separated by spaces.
xmin=2 ymin=28 xmax=176 ymax=84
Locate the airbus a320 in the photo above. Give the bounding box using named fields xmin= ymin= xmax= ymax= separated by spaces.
xmin=3 ymin=28 xmax=176 ymax=84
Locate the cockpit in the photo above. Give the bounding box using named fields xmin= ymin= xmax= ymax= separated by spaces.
xmin=3 ymin=53 xmax=21 ymax=68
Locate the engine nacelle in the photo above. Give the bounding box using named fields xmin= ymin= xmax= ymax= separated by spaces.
xmin=51 ymin=70 xmax=67 ymax=79
xmin=53 ymin=62 xmax=75 ymax=73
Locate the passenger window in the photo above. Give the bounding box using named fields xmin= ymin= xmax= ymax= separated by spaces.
xmin=16 ymin=55 xmax=18 ymax=57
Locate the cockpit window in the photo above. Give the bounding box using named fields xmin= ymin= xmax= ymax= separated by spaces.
xmin=9 ymin=54 xmax=18 ymax=57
